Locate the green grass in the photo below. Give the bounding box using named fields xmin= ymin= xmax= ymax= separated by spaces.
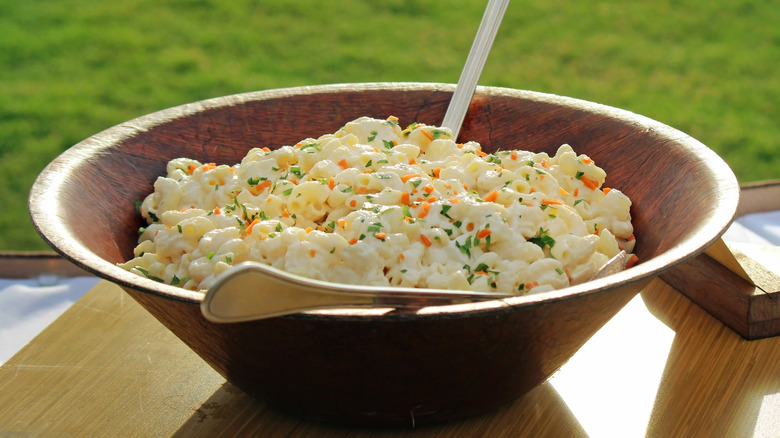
xmin=2 ymin=0 xmax=778 ymax=250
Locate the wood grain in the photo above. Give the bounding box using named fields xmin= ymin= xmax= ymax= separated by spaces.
xmin=27 ymin=83 xmax=740 ymax=424
xmin=660 ymin=182 xmax=780 ymax=340
xmin=2 ymin=279 xmax=779 ymax=436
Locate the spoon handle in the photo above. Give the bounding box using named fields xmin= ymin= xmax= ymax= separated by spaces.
xmin=201 ymin=262 xmax=513 ymax=323
xmin=440 ymin=0 xmax=510 ymax=139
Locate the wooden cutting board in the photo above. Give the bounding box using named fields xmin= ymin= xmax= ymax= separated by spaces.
xmin=661 ymin=180 xmax=780 ymax=340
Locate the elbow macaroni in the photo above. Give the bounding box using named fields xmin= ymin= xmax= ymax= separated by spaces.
xmin=121 ymin=116 xmax=636 ymax=294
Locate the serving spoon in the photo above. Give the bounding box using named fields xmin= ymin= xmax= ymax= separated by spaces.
xmin=201 ymin=0 xmax=627 ymax=323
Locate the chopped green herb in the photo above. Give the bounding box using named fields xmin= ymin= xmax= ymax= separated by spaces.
xmin=135 ymin=266 xmax=163 ymax=283
xmin=300 ymin=142 xmax=321 ymax=151
xmin=367 ymin=223 xmax=383 ymax=233
xmin=368 ymin=130 xmax=378 ymax=142
xmin=529 ymin=228 xmax=556 ymax=249
xmin=455 ymin=236 xmax=473 ymax=258
xmin=440 ymin=204 xmax=453 ymax=220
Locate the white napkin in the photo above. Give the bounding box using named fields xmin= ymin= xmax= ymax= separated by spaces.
xmin=0 ymin=276 xmax=101 ymax=364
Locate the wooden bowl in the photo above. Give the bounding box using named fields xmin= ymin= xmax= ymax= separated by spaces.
xmin=29 ymin=83 xmax=739 ymax=426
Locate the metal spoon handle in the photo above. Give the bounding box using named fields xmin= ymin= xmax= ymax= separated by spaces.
xmin=440 ymin=0 xmax=510 ymax=139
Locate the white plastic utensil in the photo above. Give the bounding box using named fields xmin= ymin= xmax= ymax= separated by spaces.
xmin=201 ymin=250 xmax=628 ymax=323
xmin=441 ymin=0 xmax=511 ymax=139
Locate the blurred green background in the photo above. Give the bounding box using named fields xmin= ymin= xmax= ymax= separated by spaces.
xmin=2 ymin=0 xmax=778 ymax=251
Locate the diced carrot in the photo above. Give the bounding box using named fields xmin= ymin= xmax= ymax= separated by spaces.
xmin=560 ymin=187 xmax=569 ymax=196
xmin=581 ymin=156 xmax=594 ymax=164
xmin=484 ymin=190 xmax=499 ymax=203
xmin=309 ymin=249 xmax=317 ymax=257
xmin=374 ymin=232 xmax=387 ymax=240
xmin=423 ymin=185 xmax=434 ymax=194
xmin=358 ymin=187 xmax=368 ymax=194
xmin=337 ymin=219 xmax=346 ymax=228
xmin=387 ymin=115 xmax=399 ymax=122
xmin=421 ymin=129 xmax=434 ymax=141
xmin=246 ymin=219 xmax=260 ymax=235
xmin=477 ymin=228 xmax=492 ymax=239
xmin=202 ymin=163 xmax=217 ymax=172
xmin=349 ymin=237 xmax=359 ymax=245
xmin=262 ymin=147 xmax=271 ymax=152
xmin=525 ymin=281 xmax=539 ymax=289
xmin=603 ymin=187 xmax=612 ymax=194
xmin=400 ymin=192 xmax=411 ymax=206
xmin=510 ymin=151 xmax=518 ymax=160
xmin=418 ymin=202 xmax=431 ymax=218
xmin=581 ymin=175 xmax=599 ymax=190
xmin=625 ymin=254 xmax=639 ymax=268
xmin=426 ymin=196 xmax=438 ymax=203
xmin=214 ymin=207 xmax=221 ymax=215
xmin=328 ymin=178 xmax=335 ymax=190
xmin=541 ymin=198 xmax=564 ymax=206
xmin=401 ymin=173 xmax=421 ymax=183
xmin=187 ymin=164 xmax=197 ymax=174
xmin=349 ymin=199 xmax=357 ymax=208
xmin=449 ymin=197 xmax=459 ymax=204
xmin=338 ymin=159 xmax=349 ymax=169
xmin=466 ymin=222 xmax=475 ymax=232
xmin=420 ymin=234 xmax=432 ymax=247
xmin=476 ymin=149 xmax=487 ymax=157
xmin=305 ymin=227 xmax=313 ymax=233
xmin=433 ymin=167 xmax=441 ymax=178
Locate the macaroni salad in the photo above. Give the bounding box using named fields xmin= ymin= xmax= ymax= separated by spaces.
xmin=121 ymin=116 xmax=636 ymax=294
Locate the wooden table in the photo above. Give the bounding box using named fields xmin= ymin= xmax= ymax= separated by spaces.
xmin=1 ymin=278 xmax=779 ymax=437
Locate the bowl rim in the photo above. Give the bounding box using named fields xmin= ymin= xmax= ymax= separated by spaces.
xmin=29 ymin=82 xmax=741 ymax=319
